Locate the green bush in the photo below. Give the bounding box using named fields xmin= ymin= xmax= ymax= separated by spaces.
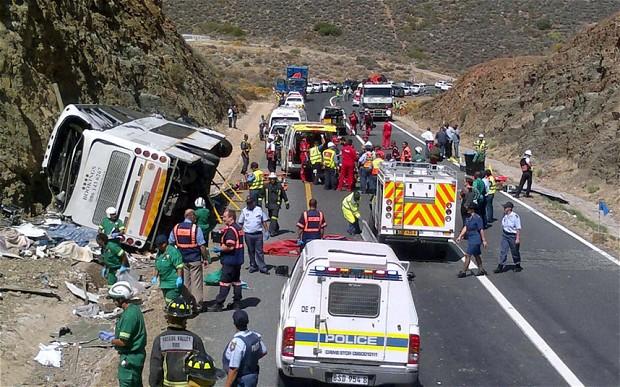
xmin=406 ymin=47 xmax=427 ymax=60
xmin=289 ymin=48 xmax=301 ymax=55
xmin=535 ymin=18 xmax=552 ymax=30
xmin=196 ymin=21 xmax=246 ymax=37
xmin=313 ymin=22 xmax=342 ymax=37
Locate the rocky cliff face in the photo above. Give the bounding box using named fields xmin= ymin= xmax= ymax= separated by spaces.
xmin=0 ymin=0 xmax=233 ymax=209
xmin=419 ymin=13 xmax=619 ymax=203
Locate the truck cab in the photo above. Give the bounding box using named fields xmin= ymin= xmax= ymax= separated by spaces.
xmin=276 ymin=240 xmax=420 ymax=386
xmin=362 ymin=83 xmax=393 ymax=120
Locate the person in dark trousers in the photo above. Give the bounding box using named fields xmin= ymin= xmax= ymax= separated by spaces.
xmin=240 ymin=134 xmax=251 ymax=175
xmin=232 ymin=104 xmax=239 ymax=129
xmin=238 ymin=196 xmax=270 ymax=274
xmin=208 ymin=209 xmax=245 ymax=312
xmin=296 ymin=198 xmax=327 ymax=246
xmin=472 ymin=171 xmax=487 ymax=228
xmin=495 ymin=201 xmax=523 ymax=273
xmin=460 ymin=177 xmax=475 ymax=225
xmin=227 ymin=106 xmax=234 ymax=128
xmin=222 ymin=310 xmax=267 ymax=387
xmin=456 ymin=205 xmax=488 ymax=277
xmin=264 ymin=173 xmax=289 ymax=236
xmin=483 ymin=169 xmax=497 ymax=223
xmin=435 ymin=126 xmax=448 ymax=160
xmin=149 ymin=296 xmax=207 ymax=386
xmin=169 ymin=209 xmax=209 ymax=313
xmin=322 ymin=142 xmax=338 ymax=190
xmin=514 ymin=150 xmax=533 ymax=198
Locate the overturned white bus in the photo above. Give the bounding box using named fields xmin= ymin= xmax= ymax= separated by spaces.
xmin=42 ymin=105 xmax=232 ymax=248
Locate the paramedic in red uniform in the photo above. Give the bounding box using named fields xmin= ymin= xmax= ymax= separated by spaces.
xmin=348 ymin=111 xmax=358 ymax=135
xmin=337 ymin=138 xmax=357 ymax=191
xmin=298 ymin=137 xmax=310 ymax=182
xmin=382 ymin=120 xmax=392 ymax=149
xmin=296 ymin=199 xmax=327 ymax=246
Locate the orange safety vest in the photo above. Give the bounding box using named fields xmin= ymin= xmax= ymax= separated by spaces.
xmin=401 ymin=146 xmax=412 ymax=162
xmin=363 ymin=151 xmax=374 ymax=168
xmin=173 ymin=223 xmax=198 ymax=249
xmin=220 ymin=225 xmax=244 ymax=249
xmin=302 ymin=210 xmax=325 ymax=232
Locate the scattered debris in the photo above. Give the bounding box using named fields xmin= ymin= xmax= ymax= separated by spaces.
xmin=51 ymin=241 xmax=93 ymax=262
xmin=65 ymin=281 xmax=100 ymax=303
xmin=58 ymin=326 xmax=73 ymax=337
xmin=0 ymin=285 xmax=61 ymax=300
xmin=34 ymin=342 xmax=64 ymax=368
xmin=14 ymin=223 xmax=47 ymax=239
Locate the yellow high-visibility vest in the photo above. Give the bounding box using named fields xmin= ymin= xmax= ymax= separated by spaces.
xmin=309 ymin=146 xmax=322 ymax=164
xmin=322 ymin=149 xmax=336 ymax=169
xmin=341 ymin=193 xmax=360 ymax=223
xmin=371 ymin=157 xmax=383 ymax=175
xmin=249 ymin=169 xmax=264 ymax=190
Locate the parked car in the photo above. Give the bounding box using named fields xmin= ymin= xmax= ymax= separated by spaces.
xmin=440 ymin=82 xmax=453 ymax=91
xmin=321 ymin=81 xmax=330 ymax=92
xmin=411 ymin=83 xmax=426 ymax=94
xmin=392 ymin=85 xmax=406 ymax=98
xmin=434 ymin=80 xmax=450 ymax=89
xmin=312 ymin=83 xmax=321 ymax=93
xmin=305 ymin=84 xmax=314 ymax=94
xmin=285 ymin=95 xmax=305 ymax=109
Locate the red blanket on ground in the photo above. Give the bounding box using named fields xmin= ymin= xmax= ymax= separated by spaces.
xmin=263 ymin=235 xmax=348 ymax=257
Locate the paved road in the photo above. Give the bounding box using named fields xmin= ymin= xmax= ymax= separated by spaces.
xmin=191 ymin=92 xmax=620 ymax=386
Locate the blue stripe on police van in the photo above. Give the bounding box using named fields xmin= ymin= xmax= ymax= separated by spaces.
xmin=295 ymin=332 xmax=409 ymax=348
xmin=307 ymin=270 xmax=403 ymax=281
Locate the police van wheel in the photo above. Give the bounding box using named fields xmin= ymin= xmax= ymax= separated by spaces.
xmin=277 ymin=370 xmax=304 ymax=387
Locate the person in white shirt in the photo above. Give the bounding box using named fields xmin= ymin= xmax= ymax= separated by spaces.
xmin=421 ymin=127 xmax=434 ymax=158
xmin=495 ymin=201 xmax=522 ymax=273
xmin=227 ymin=106 xmax=234 ymax=128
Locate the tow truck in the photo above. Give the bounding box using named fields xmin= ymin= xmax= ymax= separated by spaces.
xmin=371 ymin=161 xmax=458 ymax=244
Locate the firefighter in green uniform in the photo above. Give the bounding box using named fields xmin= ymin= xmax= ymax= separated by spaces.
xmin=99 ymin=206 xmax=126 ymax=239
xmin=194 ymin=197 xmax=216 ymax=245
xmin=151 ymin=234 xmax=184 ymax=304
xmin=99 ymin=281 xmax=147 ymax=387
xmin=97 ymin=233 xmax=129 ymax=285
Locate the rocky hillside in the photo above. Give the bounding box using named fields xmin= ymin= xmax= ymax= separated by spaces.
xmin=0 ymin=0 xmax=233 ymax=209
xmin=165 ymin=0 xmax=619 ymax=72
xmin=418 ymin=13 xmax=620 ymax=205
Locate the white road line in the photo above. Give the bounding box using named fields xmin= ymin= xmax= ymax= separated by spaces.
xmin=450 ymin=242 xmax=586 ymax=386
xmin=499 ymin=191 xmax=619 ymax=265
xmin=391 ymin=119 xmax=619 ymax=264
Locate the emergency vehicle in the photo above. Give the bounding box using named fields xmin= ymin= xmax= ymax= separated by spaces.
xmin=282 ymin=122 xmax=336 ymax=177
xmin=276 ymin=240 xmax=420 ymax=386
xmin=371 ymin=161 xmax=458 ymax=243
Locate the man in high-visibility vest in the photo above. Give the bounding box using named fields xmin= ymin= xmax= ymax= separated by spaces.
xmin=247 ymin=162 xmax=264 ymax=206
xmin=342 ymin=191 xmax=362 ymax=235
xmin=483 ymin=169 xmax=498 ymax=224
xmin=369 ymin=150 xmax=384 ymax=195
xmin=296 ymin=198 xmax=327 ymax=246
xmin=401 ymin=141 xmax=412 ymax=162
xmin=322 ymin=142 xmax=337 ymax=190
xmin=473 ymin=133 xmax=487 ymax=163
xmin=309 ymin=140 xmax=324 ymax=185
xmin=169 ymin=209 xmax=209 ymax=313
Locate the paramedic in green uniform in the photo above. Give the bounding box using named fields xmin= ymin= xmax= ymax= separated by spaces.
xmin=194 ymin=197 xmax=215 ymax=244
xmin=151 ymin=234 xmax=184 ymax=304
xmin=101 ymin=281 xmax=147 ymax=387
xmin=97 ymin=233 xmax=129 ymax=285
xmin=99 ymin=206 xmax=126 ymax=239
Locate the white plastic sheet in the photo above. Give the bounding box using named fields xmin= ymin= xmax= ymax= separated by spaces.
xmin=34 ymin=342 xmax=63 ymax=367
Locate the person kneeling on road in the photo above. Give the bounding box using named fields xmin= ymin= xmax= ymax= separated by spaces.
xmin=149 ymin=296 xmax=209 ymax=386
xmin=151 ymin=234 xmax=184 ymax=305
xmin=208 ymin=209 xmax=245 ymax=312
xmin=342 ymin=191 xmax=362 ymax=235
xmin=222 ymin=310 xmax=267 ymax=387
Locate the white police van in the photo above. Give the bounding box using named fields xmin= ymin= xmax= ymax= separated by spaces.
xmin=276 ymin=240 xmax=420 ymax=386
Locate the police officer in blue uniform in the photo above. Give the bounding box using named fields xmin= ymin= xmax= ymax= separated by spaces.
xmin=296 ymin=198 xmax=327 ymax=246
xmin=495 ymin=201 xmax=523 ymax=273
xmin=222 ymin=310 xmax=267 ymax=387
xmin=208 ymin=209 xmax=245 ymax=312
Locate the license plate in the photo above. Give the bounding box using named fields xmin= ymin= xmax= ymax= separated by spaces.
xmin=331 ymin=374 xmax=369 ymax=385
xmin=400 ymin=230 xmax=418 ymax=236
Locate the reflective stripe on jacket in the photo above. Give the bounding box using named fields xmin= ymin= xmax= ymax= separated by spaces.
xmin=220 ymin=223 xmax=244 ymax=266
xmin=371 ymin=157 xmax=383 ymax=175
xmin=362 ymin=151 xmax=373 ymax=168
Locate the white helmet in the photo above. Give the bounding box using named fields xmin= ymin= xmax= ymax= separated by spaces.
xmin=364 ymin=141 xmax=373 ymax=148
xmin=108 ymin=281 xmax=132 ymax=300
xmin=268 ymin=134 xmax=275 ymax=140
xmin=105 ymin=207 xmax=117 ymax=217
xmin=386 ymin=109 xmax=392 ymax=117
xmin=364 ymin=108 xmax=369 ymax=112
xmin=268 ymin=172 xmax=277 ymax=179
xmin=524 ymin=149 xmax=532 ymax=156
xmin=414 ymin=146 xmax=423 ymax=153
xmin=194 ymin=197 xmax=206 ymax=208
xmin=478 ymin=133 xmax=485 ymax=138
xmin=327 ymin=142 xmax=335 ymax=148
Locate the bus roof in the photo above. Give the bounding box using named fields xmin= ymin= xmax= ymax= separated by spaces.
xmin=291 ymin=122 xmax=337 ymax=133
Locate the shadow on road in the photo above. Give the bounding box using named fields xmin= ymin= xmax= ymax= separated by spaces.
xmin=391 ymin=241 xmax=463 ymax=263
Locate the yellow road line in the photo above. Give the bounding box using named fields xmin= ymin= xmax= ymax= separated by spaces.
xmin=304 ymin=182 xmax=312 ymax=209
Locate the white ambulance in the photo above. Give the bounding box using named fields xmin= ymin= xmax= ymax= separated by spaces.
xmin=276 ymin=240 xmax=420 ymax=386
xmin=371 ymin=161 xmax=458 ymax=243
